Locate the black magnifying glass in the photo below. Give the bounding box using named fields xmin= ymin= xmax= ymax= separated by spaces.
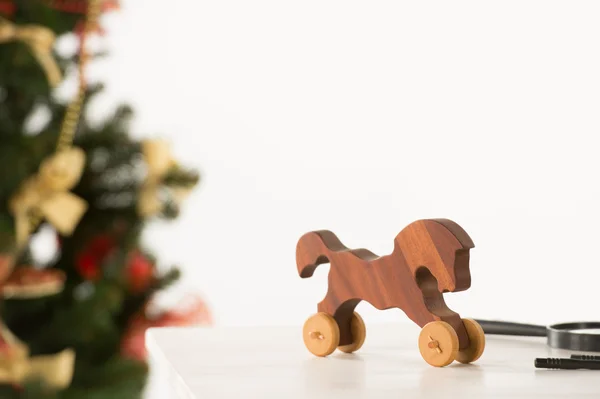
xmin=474 ymin=319 xmax=600 ymax=352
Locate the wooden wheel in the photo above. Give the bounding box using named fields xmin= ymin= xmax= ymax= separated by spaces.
xmin=338 ymin=312 xmax=366 ymax=353
xmin=456 ymin=318 xmax=486 ymax=364
xmin=418 ymin=321 xmax=459 ymax=367
xmin=303 ymin=313 xmax=340 ymax=357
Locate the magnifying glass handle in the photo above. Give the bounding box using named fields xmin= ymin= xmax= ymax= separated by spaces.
xmin=474 ymin=319 xmax=548 ymax=337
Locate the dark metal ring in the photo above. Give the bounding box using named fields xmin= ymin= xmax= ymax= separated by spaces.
xmin=547 ymin=322 xmax=600 ymax=352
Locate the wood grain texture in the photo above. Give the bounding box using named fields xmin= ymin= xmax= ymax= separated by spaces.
xmin=296 ymin=219 xmax=474 ymax=349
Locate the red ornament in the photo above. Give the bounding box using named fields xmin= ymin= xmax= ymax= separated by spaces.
xmin=121 ymin=295 xmax=213 ymax=361
xmin=74 ymin=235 xmax=116 ymax=281
xmin=0 ymin=1 xmax=15 ymax=17
xmin=126 ymin=252 xmax=154 ymax=293
xmin=75 ymin=252 xmax=99 ymax=280
xmin=89 ymin=235 xmax=115 ymax=258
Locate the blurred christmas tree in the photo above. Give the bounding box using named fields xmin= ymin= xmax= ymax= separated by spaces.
xmin=0 ymin=1 xmax=211 ymax=397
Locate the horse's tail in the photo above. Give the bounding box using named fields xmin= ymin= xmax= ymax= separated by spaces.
xmin=296 ymin=230 xmax=348 ymax=278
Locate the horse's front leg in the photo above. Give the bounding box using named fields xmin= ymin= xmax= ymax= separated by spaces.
xmin=413 ymin=273 xmax=470 ymax=349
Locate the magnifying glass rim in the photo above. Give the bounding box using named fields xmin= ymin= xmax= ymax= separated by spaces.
xmin=547 ymin=321 xmax=600 ymax=352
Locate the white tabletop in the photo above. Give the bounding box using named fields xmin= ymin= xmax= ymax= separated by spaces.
xmin=146 ymin=323 xmax=600 ymax=399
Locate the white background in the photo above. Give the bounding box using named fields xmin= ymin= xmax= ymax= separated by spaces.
xmin=60 ymin=0 xmax=600 ymax=396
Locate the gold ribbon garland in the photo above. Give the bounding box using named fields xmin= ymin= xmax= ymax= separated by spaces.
xmin=0 ymin=16 xmax=62 ymax=87
xmin=2 ymin=0 xmax=103 ymax=390
xmin=8 ymin=0 xmax=101 ymax=247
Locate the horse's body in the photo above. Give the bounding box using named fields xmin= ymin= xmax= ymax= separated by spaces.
xmin=296 ymin=219 xmax=474 ymax=348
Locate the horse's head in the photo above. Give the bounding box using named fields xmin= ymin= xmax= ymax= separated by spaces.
xmin=394 ymin=219 xmax=474 ymax=292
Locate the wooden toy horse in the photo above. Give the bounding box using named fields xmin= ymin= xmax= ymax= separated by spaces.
xmin=296 ymin=218 xmax=485 ymax=367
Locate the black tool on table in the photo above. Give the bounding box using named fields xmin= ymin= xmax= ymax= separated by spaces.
xmin=534 ymin=357 xmax=600 ymax=370
xmin=474 ymin=319 xmax=600 ymax=370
